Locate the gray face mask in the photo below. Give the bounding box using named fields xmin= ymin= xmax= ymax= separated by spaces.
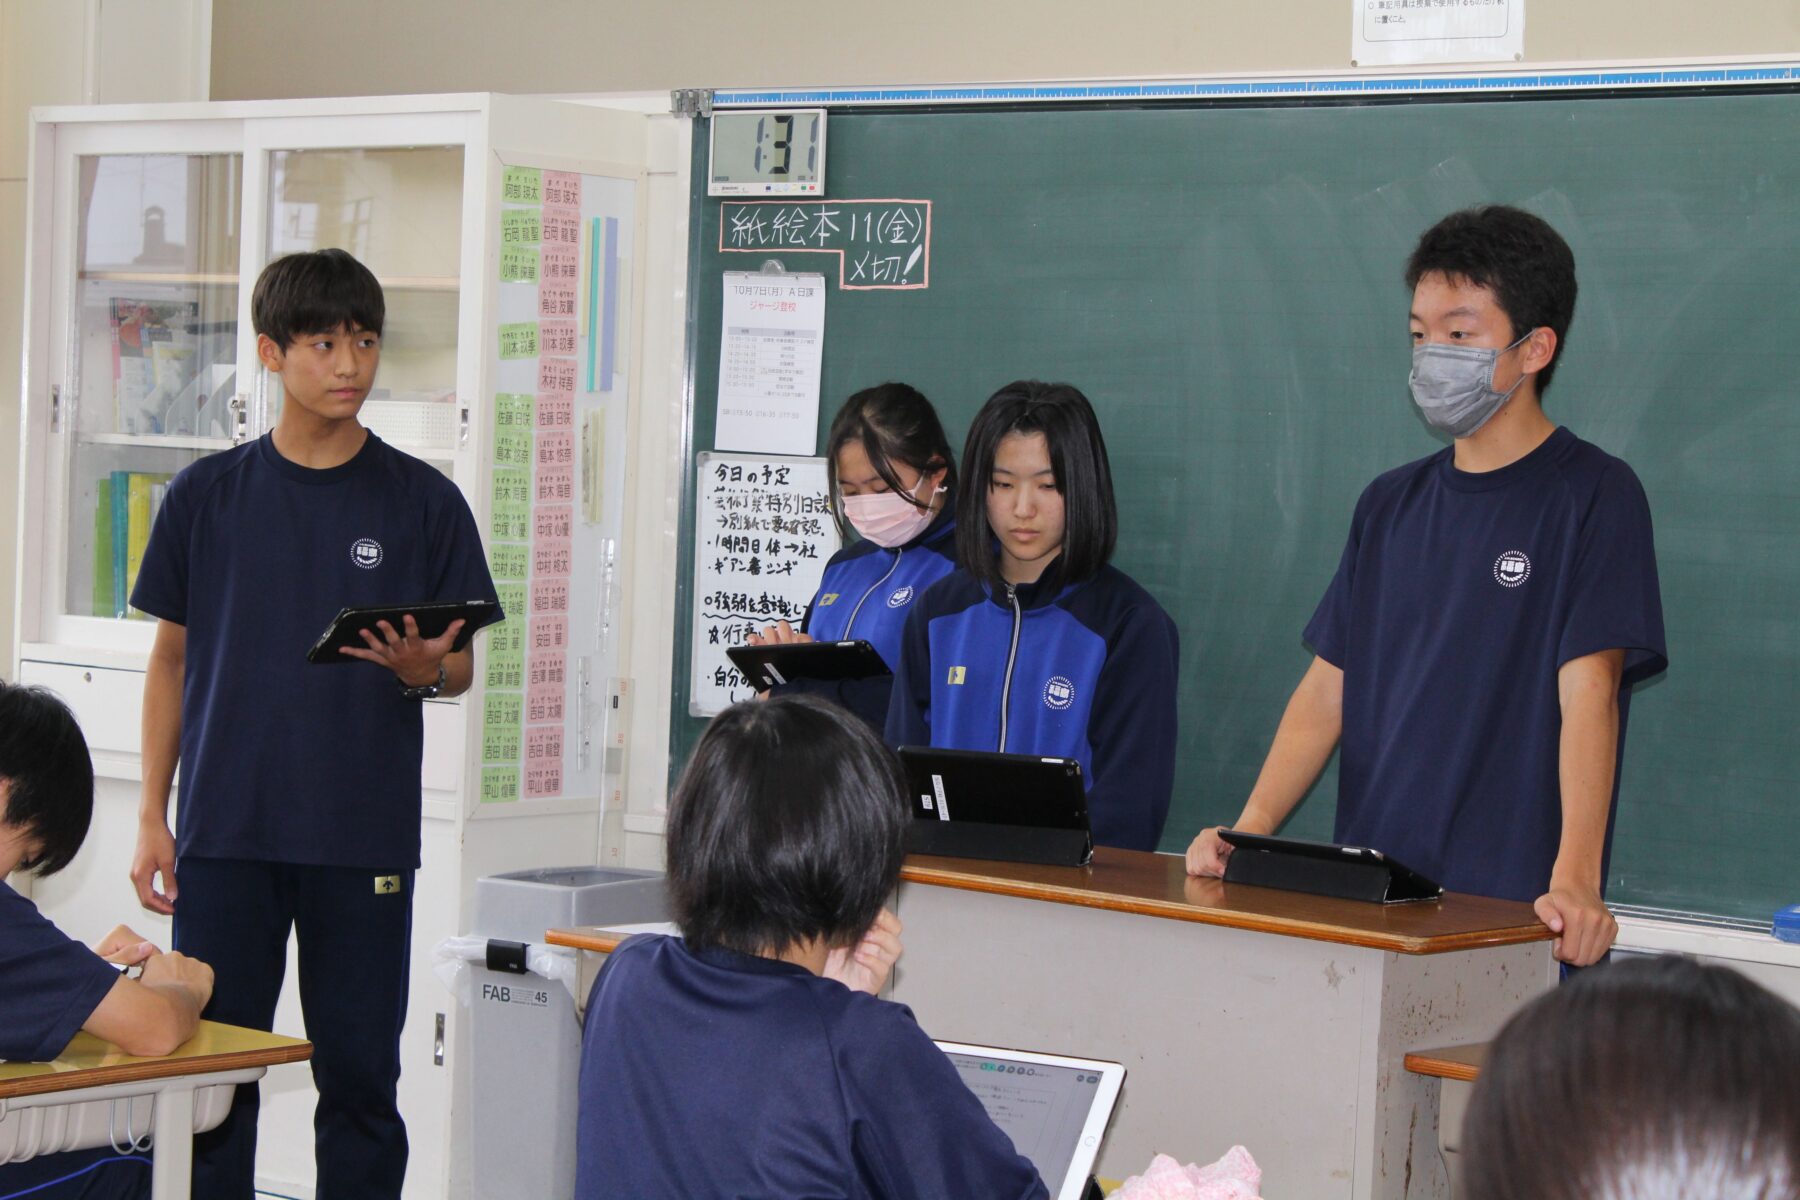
xmin=1408 ymin=332 xmax=1532 ymax=438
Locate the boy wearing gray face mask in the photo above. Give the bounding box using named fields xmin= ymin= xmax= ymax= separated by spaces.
xmin=1185 ymin=205 xmax=1667 ymax=971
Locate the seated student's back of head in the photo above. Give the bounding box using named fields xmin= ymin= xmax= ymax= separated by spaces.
xmin=667 ymin=693 xmax=905 ymax=955
xmin=1462 ymin=955 xmax=1800 ymax=1200
xmin=578 ymin=695 xmax=1047 ymax=1200
xmin=0 ymin=681 xmax=96 ymax=877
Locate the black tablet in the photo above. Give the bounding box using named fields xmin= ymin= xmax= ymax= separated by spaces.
xmin=725 ymin=640 xmax=890 ymax=691
xmin=898 ymin=746 xmax=1092 ymax=867
xmin=306 ymin=600 xmax=496 ymax=664
xmin=1217 ymin=830 xmax=1443 ymax=902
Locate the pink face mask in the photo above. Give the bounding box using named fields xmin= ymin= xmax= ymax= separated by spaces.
xmin=840 ymin=476 xmax=944 ymax=548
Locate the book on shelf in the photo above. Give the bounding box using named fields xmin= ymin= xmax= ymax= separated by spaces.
xmin=97 ymin=470 xmax=172 ymax=619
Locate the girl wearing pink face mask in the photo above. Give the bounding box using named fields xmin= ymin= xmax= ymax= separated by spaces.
xmin=749 ymin=383 xmax=959 ymax=731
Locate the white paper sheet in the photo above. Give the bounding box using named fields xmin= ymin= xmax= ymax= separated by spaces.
xmin=1351 ymin=0 xmax=1524 ymax=67
xmin=715 ymin=272 xmax=826 ymax=455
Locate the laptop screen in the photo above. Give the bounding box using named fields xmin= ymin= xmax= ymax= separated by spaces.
xmin=938 ymin=1046 xmax=1109 ymax=1191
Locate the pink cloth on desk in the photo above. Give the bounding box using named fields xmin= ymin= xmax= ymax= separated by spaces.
xmin=1111 ymin=1146 xmax=1262 ymax=1200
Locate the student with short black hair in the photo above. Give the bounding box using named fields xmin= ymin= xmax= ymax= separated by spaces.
xmin=1186 ymin=206 xmax=1666 ymax=968
xmin=1461 ymin=955 xmax=1800 ymax=1200
xmin=576 ymin=695 xmax=1047 ymax=1200
xmin=886 ymin=380 xmax=1180 ymax=851
xmin=750 ymin=383 xmax=960 ymax=731
xmin=127 ymin=248 xmax=502 ymax=1196
xmin=0 ymin=681 xmax=215 ymax=1200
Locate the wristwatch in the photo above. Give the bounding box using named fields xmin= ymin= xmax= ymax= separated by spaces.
xmin=399 ymin=664 xmax=447 ymax=700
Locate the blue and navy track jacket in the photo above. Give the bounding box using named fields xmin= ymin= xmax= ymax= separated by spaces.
xmin=885 ymin=561 xmax=1180 ymax=851
xmin=769 ymin=506 xmax=959 ymax=731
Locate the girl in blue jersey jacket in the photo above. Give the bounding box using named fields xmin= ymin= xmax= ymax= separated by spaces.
xmin=887 ymin=381 xmax=1180 ymax=851
xmin=751 ymin=383 xmax=959 ymax=731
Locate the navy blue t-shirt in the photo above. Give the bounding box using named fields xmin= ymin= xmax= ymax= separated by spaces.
xmin=0 ymin=882 xmax=120 ymax=1062
xmin=577 ymin=935 xmax=1047 ymax=1200
xmin=131 ymin=433 xmax=500 ymax=869
xmin=1305 ymin=427 xmax=1667 ymax=902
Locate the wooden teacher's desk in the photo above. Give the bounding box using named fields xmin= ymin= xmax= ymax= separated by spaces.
xmin=0 ymin=1021 xmax=311 ymax=1200
xmin=550 ymin=848 xmax=1552 ymax=1200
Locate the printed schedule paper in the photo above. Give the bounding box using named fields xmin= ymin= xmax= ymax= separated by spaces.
xmin=714 ymin=272 xmax=826 ymax=456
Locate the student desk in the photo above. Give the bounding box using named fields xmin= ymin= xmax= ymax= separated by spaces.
xmin=549 ymin=849 xmax=1551 ymax=1200
xmin=0 ymin=1021 xmax=311 ymax=1200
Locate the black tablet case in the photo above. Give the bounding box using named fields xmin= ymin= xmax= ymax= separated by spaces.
xmin=307 ymin=600 xmax=492 ymax=664
xmin=725 ymin=640 xmax=890 ymax=690
xmin=900 ymin=747 xmax=1093 ymax=868
xmin=1219 ymin=831 xmax=1443 ymax=903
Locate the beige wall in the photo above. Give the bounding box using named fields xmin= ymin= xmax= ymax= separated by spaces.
xmin=210 ymin=0 xmax=1800 ymax=100
xmin=0 ymin=0 xmax=206 ymax=677
xmin=0 ymin=0 xmax=87 ymax=680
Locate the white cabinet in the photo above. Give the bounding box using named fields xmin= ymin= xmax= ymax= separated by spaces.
xmin=12 ymin=94 xmax=660 ymax=1199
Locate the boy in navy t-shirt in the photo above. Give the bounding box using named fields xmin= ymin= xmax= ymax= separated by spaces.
xmin=1 ymin=681 xmax=215 ymax=1200
xmin=126 ymin=250 xmax=500 ymax=1196
xmin=1186 ymin=206 xmax=1666 ymax=967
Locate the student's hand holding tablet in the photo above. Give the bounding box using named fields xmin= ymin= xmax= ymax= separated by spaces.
xmin=822 ymin=907 xmax=904 ymax=995
xmin=338 ymin=613 xmax=466 ymax=687
xmin=744 ymin=620 xmax=814 ymax=699
xmin=746 ymin=619 xmax=813 ymax=647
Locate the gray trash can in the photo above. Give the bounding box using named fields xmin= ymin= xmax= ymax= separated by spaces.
xmin=464 ymin=866 xmax=667 ymax=1200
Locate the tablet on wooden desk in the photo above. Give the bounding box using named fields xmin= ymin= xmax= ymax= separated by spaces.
xmin=306 ymin=600 xmax=495 ymax=664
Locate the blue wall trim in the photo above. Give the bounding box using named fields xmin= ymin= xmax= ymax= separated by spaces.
xmin=712 ymin=65 xmax=1800 ymax=108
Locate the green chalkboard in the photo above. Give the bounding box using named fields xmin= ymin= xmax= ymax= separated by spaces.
xmin=672 ymin=92 xmax=1800 ymax=924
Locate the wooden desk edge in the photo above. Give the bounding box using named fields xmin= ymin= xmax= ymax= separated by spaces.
xmin=1403 ymin=1044 xmax=1488 ymax=1083
xmin=0 ymin=1038 xmax=312 ymax=1100
xmin=548 ymin=926 xmax=625 ymax=954
xmin=897 ymin=863 xmax=1551 ymax=955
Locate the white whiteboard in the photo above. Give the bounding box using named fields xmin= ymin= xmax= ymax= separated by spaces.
xmin=689 ymin=452 xmax=840 ymax=716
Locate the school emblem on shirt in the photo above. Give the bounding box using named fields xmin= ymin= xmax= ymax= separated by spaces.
xmin=351 ymin=538 xmax=384 ymax=569
xmin=887 ymin=586 xmax=914 ymax=608
xmin=947 ymin=666 xmax=967 ymax=685
xmin=1493 ymin=550 xmax=1531 ymax=588
xmin=1044 ymin=675 xmax=1075 ymax=711
xmin=373 ymin=875 xmax=401 ymax=894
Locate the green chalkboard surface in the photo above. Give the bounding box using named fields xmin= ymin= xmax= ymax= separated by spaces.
xmin=673 ymin=92 xmax=1800 ymax=924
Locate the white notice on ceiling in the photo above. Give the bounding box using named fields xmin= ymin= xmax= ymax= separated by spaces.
xmin=1351 ymin=0 xmax=1524 ymax=67
xmin=715 ymin=272 xmax=826 ymax=456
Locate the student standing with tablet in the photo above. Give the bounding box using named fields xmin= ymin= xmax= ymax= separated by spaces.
xmin=577 ymin=695 xmax=1047 ymax=1199
xmin=750 ymin=383 xmax=959 ymax=731
xmin=126 ymin=249 xmax=501 ymax=1196
xmin=887 ymin=381 xmax=1179 ymax=851
xmin=1186 ymin=207 xmax=1667 ymax=967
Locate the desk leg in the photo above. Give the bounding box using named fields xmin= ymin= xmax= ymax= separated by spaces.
xmin=150 ymin=1084 xmax=197 ymax=1200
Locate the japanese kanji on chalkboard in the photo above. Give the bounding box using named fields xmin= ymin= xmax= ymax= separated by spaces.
xmin=689 ymin=452 xmax=840 ymax=716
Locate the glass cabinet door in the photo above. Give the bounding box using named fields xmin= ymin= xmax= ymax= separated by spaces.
xmin=64 ymin=152 xmax=242 ymax=620
xmin=263 ymin=146 xmax=464 ymax=458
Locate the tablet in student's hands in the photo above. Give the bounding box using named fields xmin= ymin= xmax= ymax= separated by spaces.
xmin=306 ymin=600 xmax=495 ymax=664
xmin=726 ymin=640 xmax=891 ymax=691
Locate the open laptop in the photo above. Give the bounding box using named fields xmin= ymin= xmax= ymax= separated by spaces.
xmin=898 ymin=747 xmax=1093 ymax=867
xmin=935 ymin=1041 xmax=1125 ymax=1200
